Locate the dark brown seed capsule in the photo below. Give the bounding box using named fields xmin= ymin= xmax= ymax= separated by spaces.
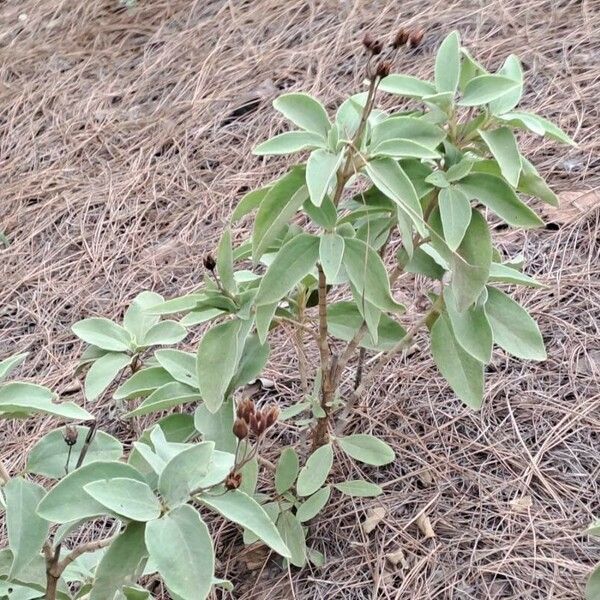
xmin=392 ymin=28 xmax=410 ymax=48
xmin=225 ymin=471 xmax=242 ymax=490
xmin=375 ymin=61 xmax=392 ymax=78
xmin=233 ymin=418 xmax=249 ymax=440
xmin=362 ymin=33 xmax=383 ymax=55
xmin=63 ymin=425 xmax=78 ymax=447
xmin=408 ymin=29 xmax=425 ymax=48
xmin=203 ymin=253 xmax=216 ymax=271
xmin=264 ymin=406 xmax=280 ymax=429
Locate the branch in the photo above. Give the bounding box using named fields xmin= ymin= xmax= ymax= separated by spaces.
xmin=57 ymin=535 xmax=117 ymax=574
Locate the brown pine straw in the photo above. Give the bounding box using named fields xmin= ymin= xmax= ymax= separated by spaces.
xmin=1 ymin=0 xmax=599 ymax=598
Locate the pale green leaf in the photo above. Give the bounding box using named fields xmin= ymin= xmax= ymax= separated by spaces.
xmin=370 ymin=117 xmax=445 ymax=149
xmin=123 ymin=291 xmax=163 ymax=342
xmin=84 ymin=352 xmax=131 ymax=401
xmin=306 ymin=149 xmax=343 ymax=207
xmin=113 ymin=366 xmax=173 ymax=400
xmin=372 ymin=139 xmax=441 ymax=160
xmin=319 ymin=233 xmax=345 ymax=282
xmin=230 ymin=334 xmax=270 ymax=391
xmin=334 ymin=480 xmax=382 ymax=497
xmin=296 ymin=443 xmax=333 ymax=497
xmin=485 ymin=286 xmax=546 ymax=360
xmin=336 ymin=434 xmax=395 ymax=466
xmin=273 ymin=92 xmax=331 ymax=138
xmin=586 ymin=564 xmax=600 ymax=600
xmin=276 ymin=511 xmax=306 ymax=567
xmin=378 ymin=75 xmax=436 ymax=98
xmin=488 ymin=262 xmax=543 ymax=288
xmin=72 ymin=318 xmax=132 ymax=352
xmin=438 ymin=186 xmax=472 ymax=251
xmin=37 ymin=461 xmax=146 ymax=523
xmin=275 ymin=447 xmax=299 ymax=494
xmin=139 ymin=320 xmax=187 ymax=347
xmin=5 ymin=477 xmax=49 ymax=579
xmin=125 ymin=382 xmax=201 ymax=418
xmin=0 ymin=352 xmax=28 ymax=382
xmin=489 ymin=54 xmax=523 ymax=115
xmin=253 ymin=131 xmax=324 ymax=155
xmin=231 ymin=186 xmax=270 ymax=222
xmin=255 ymin=233 xmax=320 ymax=306
xmin=145 ymin=505 xmax=214 ymax=600
xmin=216 ymin=228 xmax=236 ymax=292
xmin=84 ymin=477 xmax=161 ymax=521
xmin=154 ymin=349 xmax=197 ymax=387
xmin=459 ymin=75 xmax=520 ymax=106
xmin=500 ymin=111 xmax=575 ymax=145
xmin=27 ymin=427 xmax=122 ymax=479
xmin=194 ymin=399 xmax=236 ymax=453
xmin=296 ymin=486 xmax=331 ymax=523
xmin=518 ymin=158 xmax=559 ymax=207
xmin=431 ymin=312 xmax=484 ymax=409
xmin=479 ymin=127 xmax=522 ymax=187
xmin=198 ymin=490 xmax=290 ymax=557
xmin=435 ymin=31 xmax=461 ymax=94
xmin=158 ymin=442 xmax=214 ymax=507
xmin=197 ymin=319 xmax=241 ymax=413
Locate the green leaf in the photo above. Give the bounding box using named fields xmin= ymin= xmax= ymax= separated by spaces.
xmin=125 ymin=382 xmax=201 ymax=418
xmin=479 ymin=127 xmax=522 ymax=187
xmin=500 ymin=111 xmax=575 ymax=145
xmin=484 ymin=286 xmax=546 ymax=360
xmin=72 ymin=318 xmax=132 ymax=352
xmin=370 ymin=117 xmax=445 ymax=150
xmin=334 ymin=480 xmax=382 ymax=497
xmin=372 ymin=139 xmax=441 ymax=160
xmin=216 ymin=229 xmax=236 ymax=292
xmin=275 ymin=447 xmax=299 ymax=494
xmin=335 ymin=93 xmax=367 ymax=138
xmin=296 ymin=486 xmax=331 ymax=523
xmin=488 ymin=262 xmax=542 ymax=288
xmin=438 ymin=186 xmax=472 ymax=251
xmin=459 ymin=48 xmax=487 ymax=92
xmin=446 ymin=158 xmax=474 ymax=182
xmin=445 ymin=286 xmax=493 ymax=364
xmin=232 ymin=186 xmax=269 ymax=222
xmin=378 ymin=75 xmax=436 ymax=98
xmin=180 ymin=307 xmax=226 ymax=326
xmin=518 ymin=158 xmax=559 ymax=207
xmin=154 ymin=349 xmax=197 ymax=387
xmin=343 ymin=237 xmax=404 ymax=313
xmin=435 ymin=31 xmax=461 ymax=94
xmin=489 ymin=55 xmax=523 ymax=115
xmin=123 ymin=291 xmax=163 ymax=343
xmin=336 ymin=434 xmax=395 ymax=466
xmin=459 ymin=75 xmax=520 ymax=106
xmin=304 ymin=195 xmax=337 ymax=229
xmin=114 ymin=366 xmax=173 ymax=400
xmin=27 ymin=426 xmax=122 ymax=479
xmin=430 ymin=312 xmax=484 ymax=409
xmin=296 ymin=443 xmax=333 ymax=497
xmin=4 ymin=477 xmax=49 ymax=579
xmin=252 ymin=167 xmax=307 ymax=260
xmin=84 ymin=477 xmax=161 ymax=521
xmin=90 ymin=522 xmax=148 ymax=600
xmin=365 ymin=158 xmax=424 ymax=234
xmin=253 ymin=131 xmax=324 ymax=155
xmin=198 ymin=490 xmax=290 ymax=557
xmin=587 ymin=519 xmax=600 ymax=537
xmin=145 ymin=505 xmax=214 ymax=600
xmin=273 ymin=92 xmax=331 ymax=138
xmin=0 ymin=352 xmax=28 ymax=381
xmin=158 ymin=442 xmax=214 ymax=507
xmin=586 ymin=564 xmax=600 ymax=600
xmin=84 ymin=352 xmax=131 ymax=401
xmin=306 ymin=149 xmax=343 ymax=207
xmin=146 ymin=293 xmax=205 ymax=316
xmin=197 ymin=319 xmax=241 ymax=413
xmin=457 ymin=173 xmax=542 ymax=228
xmin=230 ymin=334 xmax=270 ymax=391
xmin=276 ymin=511 xmax=306 ymax=567
xmin=319 ymin=233 xmax=345 ymax=282
xmin=255 ymin=233 xmax=320 ymax=306
xmin=0 ymin=382 xmax=93 ymax=420
xmin=139 ymin=320 xmax=187 ymax=347
xmin=194 ymin=399 xmax=236 ymax=453
xmin=37 ymin=461 xmax=146 ymax=523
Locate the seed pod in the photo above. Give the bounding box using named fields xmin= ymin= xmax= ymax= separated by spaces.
xmin=249 ymin=413 xmax=260 ymax=435
xmin=225 ymin=471 xmax=242 ymax=490
xmin=63 ymin=425 xmax=78 ymax=447
xmin=264 ymin=406 xmax=280 ymax=429
xmin=203 ymin=253 xmax=216 ymax=271
xmin=362 ymin=33 xmax=383 ymax=55
xmin=375 ymin=61 xmax=391 ymax=78
xmin=233 ymin=418 xmax=249 ymax=440
xmin=392 ymin=28 xmax=410 ymax=48
xmin=408 ymin=29 xmax=425 ymax=48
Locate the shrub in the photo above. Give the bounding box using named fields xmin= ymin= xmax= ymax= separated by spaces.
xmin=0 ymin=29 xmax=573 ymax=599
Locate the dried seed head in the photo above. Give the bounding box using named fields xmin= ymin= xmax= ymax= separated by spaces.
xmin=408 ymin=29 xmax=425 ymax=49
xmin=203 ymin=253 xmax=216 ymax=271
xmin=392 ymin=28 xmax=410 ymax=48
xmin=63 ymin=425 xmax=78 ymax=447
xmin=362 ymin=33 xmax=383 ymax=55
xmin=225 ymin=471 xmax=242 ymax=490
xmin=236 ymin=398 xmax=255 ymax=422
xmin=233 ymin=418 xmax=249 ymax=440
xmin=375 ymin=61 xmax=392 ymax=78
xmin=264 ymin=405 xmax=280 ymax=429
xmin=249 ymin=413 xmax=260 ymax=435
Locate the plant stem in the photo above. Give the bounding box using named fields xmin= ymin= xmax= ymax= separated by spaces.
xmin=0 ymin=459 xmax=10 ymax=484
